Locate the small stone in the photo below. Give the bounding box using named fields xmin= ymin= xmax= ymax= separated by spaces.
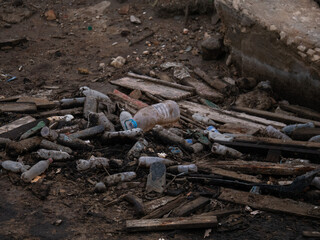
xmin=279 ymin=31 xmax=286 ymax=40
xmin=306 ymin=49 xmax=316 ymax=56
xmin=149 ymin=16 xmax=153 ymax=20
xmin=269 ymin=25 xmax=277 ymax=31
xmin=130 ymin=15 xmax=141 ymax=24
xmin=78 ymin=68 xmax=90 ymax=75
xmin=45 ymin=10 xmax=56 ymax=21
xmin=185 ymin=46 xmax=192 ymax=52
xmin=315 ymin=48 xmax=320 ymax=53
xmin=142 ymin=50 xmax=149 ymax=55
xmin=201 ymin=35 xmax=224 ymax=60
xmin=98 ymin=63 xmax=105 ymax=71
xmin=298 ymin=52 xmax=307 ymax=58
xmin=182 ymin=28 xmax=189 ymax=35
xmin=95 ymin=182 xmax=106 ymax=193
xmin=129 ymin=89 xmax=142 ymax=99
xmin=297 ymin=45 xmax=306 ymax=52
xmin=110 ymin=56 xmax=126 ymax=68
xmin=226 ymin=54 xmax=232 ymax=66
xmin=149 ymin=70 xmax=156 ymax=77
xmin=54 ymin=219 xmax=63 ymax=226
xmin=311 ymin=55 xmax=320 ymax=62
xmin=118 ymin=4 xmax=129 ymax=15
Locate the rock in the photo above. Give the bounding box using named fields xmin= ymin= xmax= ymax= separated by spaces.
xmin=183 ymin=28 xmax=189 ymax=35
xmin=118 ymin=4 xmax=130 ymax=15
xmin=78 ymin=68 xmax=90 ymax=75
xmin=130 ymin=15 xmax=141 ymax=24
xmin=95 ymin=182 xmax=107 ymax=193
xmin=45 ymin=10 xmax=56 ymax=21
xmin=111 ymin=56 xmax=126 ymax=68
xmin=236 ymin=77 xmax=257 ymax=90
xmin=201 ymin=35 xmax=224 ymax=60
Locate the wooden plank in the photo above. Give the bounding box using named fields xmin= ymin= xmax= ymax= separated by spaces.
xmin=179 ymin=101 xmax=266 ymax=130
xmin=218 ymin=188 xmax=320 ymax=219
xmin=218 ymin=123 xmax=259 ymax=135
xmin=194 ymin=67 xmax=230 ymax=93
xmin=142 ymin=195 xmax=186 ymax=219
xmin=280 ymin=103 xmax=320 ymax=121
xmin=291 ymin=128 xmax=320 ymax=141
xmin=38 ymin=107 xmax=83 ymax=117
xmin=302 ymin=231 xmax=320 ymax=238
xmin=111 ymin=77 xmax=193 ymax=101
xmin=126 ymin=215 xmax=217 ymax=232
xmin=17 ymin=96 xmax=57 ymax=109
xmin=0 ymin=102 xmax=37 ymax=113
xmin=204 ymin=167 xmax=262 ymax=183
xmin=200 ymin=209 xmax=241 ymax=218
xmin=197 ymin=160 xmax=316 ymax=176
xmin=172 ymin=196 xmax=210 ymax=217
xmin=181 ymin=78 xmax=223 ymax=103
xmin=231 ymin=106 xmax=320 ymax=127
xmin=0 ymin=116 xmax=35 ymax=134
xmin=144 ymin=196 xmax=178 ymax=213
xmin=111 ymin=89 xmax=148 ymax=109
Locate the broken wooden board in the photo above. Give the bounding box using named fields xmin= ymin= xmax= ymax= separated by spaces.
xmin=202 ymin=167 xmax=262 ymax=183
xmin=197 ymin=160 xmax=316 ymax=176
xmin=0 ymin=116 xmax=36 ymax=135
xmin=302 ymin=231 xmax=320 ymax=238
xmin=0 ymin=102 xmax=37 ymax=113
xmin=110 ymin=89 xmax=148 ymax=110
xmin=144 ymin=196 xmax=178 ymax=213
xmin=181 ymin=78 xmax=223 ymax=103
xmin=17 ymin=97 xmax=57 ymax=109
xmin=110 ymin=77 xmax=193 ymax=101
xmin=179 ymin=101 xmax=275 ymax=130
xmin=126 ymin=215 xmax=217 ymax=232
xmin=200 ymin=209 xmax=241 ymax=218
xmin=142 ymin=195 xmax=186 ymax=219
xmin=38 ymin=107 xmax=83 ymax=117
xmin=280 ymin=103 xmax=320 ymax=121
xmin=172 ymin=196 xmax=210 ymax=217
xmin=231 ymin=106 xmax=320 ymax=127
xmin=218 ymin=123 xmax=259 ymax=135
xmin=218 ymin=188 xmax=320 ymax=219
xmin=291 ymin=128 xmax=320 ymax=141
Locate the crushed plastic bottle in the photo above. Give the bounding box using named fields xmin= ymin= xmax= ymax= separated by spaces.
xmin=21 ymin=158 xmax=53 ymax=182
xmin=1 ymin=160 xmax=30 ymax=173
xmin=265 ymin=125 xmax=291 ymax=140
xmin=120 ymin=110 xmax=137 ymax=130
xmin=192 ymin=113 xmax=216 ymax=126
xmin=282 ymin=122 xmax=315 ymax=135
xmin=211 ymin=143 xmax=243 ymax=158
xmin=206 ymin=126 xmax=234 ymax=142
xmin=133 ymin=100 xmax=180 ymax=132
xmin=168 ymin=164 xmax=198 ymax=173
xmin=127 ymin=138 xmax=148 ymax=159
xmin=103 ymin=171 xmax=136 ymax=186
xmin=138 ymin=156 xmax=175 ymax=167
xmin=41 ymin=126 xmax=59 ymax=141
xmin=37 ymin=149 xmax=71 ymax=161
xmin=146 ymin=162 xmax=166 ymax=193
xmin=76 ymin=156 xmax=109 ymax=171
xmin=79 ymin=86 xmax=111 ymax=101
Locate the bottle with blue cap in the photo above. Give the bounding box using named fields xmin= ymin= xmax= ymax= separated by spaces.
xmin=120 ymin=110 xmax=137 ymax=130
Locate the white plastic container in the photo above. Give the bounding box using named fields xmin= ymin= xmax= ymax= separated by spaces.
xmin=37 ymin=149 xmax=70 ymax=161
xmin=138 ymin=156 xmax=175 ymax=167
xmin=265 ymin=125 xmax=291 ymax=140
xmin=21 ymin=158 xmax=52 ymax=182
xmin=1 ymin=160 xmax=30 ymax=173
xmin=103 ymin=171 xmax=136 ymax=186
xmin=211 ymin=143 xmax=243 ymax=158
xmin=133 ymin=100 xmax=180 ymax=132
xmin=120 ymin=110 xmax=137 ymax=130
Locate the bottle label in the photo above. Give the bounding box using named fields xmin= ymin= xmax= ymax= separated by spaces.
xmin=124 ymin=119 xmax=137 ymax=130
xmin=153 ymin=103 xmax=170 ymax=119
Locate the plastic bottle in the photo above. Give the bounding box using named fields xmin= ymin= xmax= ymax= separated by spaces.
xmin=282 ymin=122 xmax=315 ymax=135
xmin=102 ymin=128 xmax=143 ymax=140
xmin=1 ymin=160 xmax=30 ymax=173
xmin=138 ymin=156 xmax=175 ymax=167
xmin=133 ymin=100 xmax=180 ymax=132
xmin=211 ymin=143 xmax=243 ymax=158
xmin=206 ymin=126 xmax=234 ymax=142
xmin=79 ymin=86 xmax=111 ymax=101
xmin=311 ymin=177 xmax=320 ymax=189
xmin=308 ymin=135 xmax=320 ymax=142
xmin=192 ymin=113 xmax=216 ymax=126
xmin=37 ymin=149 xmax=71 ymax=161
xmin=69 ymin=125 xmax=105 ymax=139
xmin=265 ymin=125 xmax=291 ymax=140
xmin=21 ymin=158 xmax=53 ymax=182
xmin=40 ymin=139 xmax=73 ymax=154
xmin=103 ymin=171 xmax=136 ymax=186
xmin=41 ymin=126 xmax=59 ymax=141
xmin=76 ymin=156 xmax=109 ymax=171
xmin=88 ymin=112 xmax=115 ymax=131
xmin=168 ymin=164 xmax=198 ymax=173
xmin=127 ymin=138 xmax=148 ymax=159
xmin=120 ymin=110 xmax=137 ymax=130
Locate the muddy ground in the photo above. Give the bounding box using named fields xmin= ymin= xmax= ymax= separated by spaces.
xmin=0 ymin=0 xmax=319 ymax=239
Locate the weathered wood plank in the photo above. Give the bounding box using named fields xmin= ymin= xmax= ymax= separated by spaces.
xmin=291 ymin=128 xmax=320 ymax=141
xmin=172 ymin=196 xmax=210 ymax=217
xmin=218 ymin=188 xmax=320 ymax=219
xmin=38 ymin=107 xmax=83 ymax=117
xmin=0 ymin=116 xmax=35 ymax=135
xmin=126 ymin=215 xmax=218 ymax=232
xmin=200 ymin=209 xmax=241 ymax=218
xmin=0 ymin=102 xmax=37 ymax=113
xmin=17 ymin=96 xmax=57 ymax=109
xmin=144 ymin=196 xmax=178 ymax=213
xmin=111 ymin=77 xmax=193 ymax=101
xmin=197 ymin=160 xmax=316 ymax=176
xmin=232 ymin=106 xmax=320 ymax=127
xmin=302 ymin=231 xmax=320 ymax=238
xmin=204 ymin=167 xmax=262 ymax=183
xmin=280 ymin=103 xmax=320 ymax=121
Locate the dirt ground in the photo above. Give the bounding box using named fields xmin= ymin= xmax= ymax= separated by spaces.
xmin=0 ymin=0 xmax=320 ymax=239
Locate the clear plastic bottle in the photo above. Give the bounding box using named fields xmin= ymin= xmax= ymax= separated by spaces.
xmin=76 ymin=156 xmax=109 ymax=171
xmin=103 ymin=171 xmax=136 ymax=186
xmin=37 ymin=149 xmax=71 ymax=161
xmin=41 ymin=127 xmax=59 ymax=141
xmin=1 ymin=160 xmax=30 ymax=173
xmin=211 ymin=143 xmax=243 ymax=158
xmin=192 ymin=113 xmax=216 ymax=126
xmin=206 ymin=126 xmax=234 ymax=142
xmin=168 ymin=164 xmax=198 ymax=173
xmin=265 ymin=125 xmax=291 ymax=140
xmin=79 ymin=86 xmax=111 ymax=101
xmin=282 ymin=122 xmax=315 ymax=135
xmin=21 ymin=158 xmax=53 ymax=182
xmin=127 ymin=138 xmax=148 ymax=159
xmin=133 ymin=100 xmax=180 ymax=132
xmin=120 ymin=110 xmax=137 ymax=130
xmin=138 ymin=156 xmax=175 ymax=167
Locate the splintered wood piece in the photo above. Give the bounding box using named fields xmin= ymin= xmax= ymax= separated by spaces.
xmin=0 ymin=116 xmax=35 ymax=135
xmin=17 ymin=97 xmax=57 ymax=109
xmin=204 ymin=167 xmax=261 ymax=183
xmin=0 ymin=102 xmax=37 ymax=113
xmin=302 ymin=231 xmax=320 ymax=238
xmin=172 ymin=196 xmax=210 ymax=217
xmin=218 ymin=188 xmax=320 ymax=219
xmin=144 ymin=196 xmax=178 ymax=213
xmin=231 ymin=106 xmax=320 ymax=127
xmin=291 ymin=128 xmax=320 ymax=141
xmin=266 ymin=149 xmax=281 ymax=163
xmin=197 ymin=160 xmax=315 ymax=176
xmin=38 ymin=107 xmax=83 ymax=117
xmin=279 ymin=103 xmax=320 ymax=121
xmin=111 ymin=77 xmax=193 ymax=101
xmin=126 ymin=215 xmax=217 ymax=232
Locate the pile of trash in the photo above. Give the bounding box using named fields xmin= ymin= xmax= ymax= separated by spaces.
xmin=0 ymin=71 xmax=320 ymax=234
